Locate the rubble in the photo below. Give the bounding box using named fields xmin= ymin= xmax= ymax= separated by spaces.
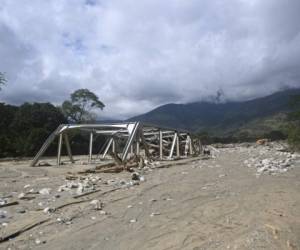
xmin=239 ymin=142 xmax=300 ymax=175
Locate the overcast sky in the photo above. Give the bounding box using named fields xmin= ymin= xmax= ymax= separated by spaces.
xmin=0 ymin=0 xmax=300 ymax=119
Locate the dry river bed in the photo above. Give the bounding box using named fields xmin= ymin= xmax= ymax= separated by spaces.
xmin=0 ymin=144 xmax=300 ymax=250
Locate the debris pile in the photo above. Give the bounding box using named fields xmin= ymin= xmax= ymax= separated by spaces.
xmin=241 ymin=142 xmax=300 ymax=175
xmin=58 ymin=175 xmax=102 ymax=195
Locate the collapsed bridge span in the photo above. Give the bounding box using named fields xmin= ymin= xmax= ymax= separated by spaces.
xmin=31 ymin=122 xmax=201 ymax=167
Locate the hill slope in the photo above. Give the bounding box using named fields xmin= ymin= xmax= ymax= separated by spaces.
xmin=129 ymin=88 xmax=300 ymax=136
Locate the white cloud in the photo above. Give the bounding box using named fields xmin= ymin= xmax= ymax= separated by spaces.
xmin=0 ymin=0 xmax=300 ymax=119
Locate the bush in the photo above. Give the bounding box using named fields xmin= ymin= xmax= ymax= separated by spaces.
xmin=264 ymin=130 xmax=287 ymax=141
xmin=288 ymin=125 xmax=300 ymax=150
xmin=288 ymin=95 xmax=300 ymax=150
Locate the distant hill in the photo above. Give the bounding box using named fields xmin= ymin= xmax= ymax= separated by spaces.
xmin=129 ymin=88 xmax=300 ymax=136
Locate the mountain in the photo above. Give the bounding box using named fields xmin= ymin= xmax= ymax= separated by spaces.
xmin=129 ymin=88 xmax=300 ymax=136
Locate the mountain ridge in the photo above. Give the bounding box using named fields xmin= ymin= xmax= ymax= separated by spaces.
xmin=128 ymin=88 xmax=300 ymax=135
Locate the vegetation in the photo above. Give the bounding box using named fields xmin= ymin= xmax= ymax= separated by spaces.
xmin=130 ymin=88 xmax=300 ymax=134
xmin=0 ymin=102 xmax=67 ymax=157
xmin=0 ymin=88 xmax=105 ymax=158
xmin=288 ymin=95 xmax=300 ymax=150
xmin=62 ymin=89 xmax=105 ymax=123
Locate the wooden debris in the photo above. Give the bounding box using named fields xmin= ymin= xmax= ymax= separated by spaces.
xmin=65 ymin=175 xmax=78 ymax=180
xmin=95 ymin=162 xmax=116 ymax=170
xmin=155 ymin=156 xmax=204 ymax=169
xmin=19 ymin=196 xmax=36 ymax=201
xmin=0 ymin=201 xmax=19 ymax=208
xmin=0 ymin=213 xmax=50 ymax=243
xmin=73 ymin=187 xmax=122 ymax=199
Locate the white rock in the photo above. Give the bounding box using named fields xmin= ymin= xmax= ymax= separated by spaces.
xmin=90 ymin=199 xmax=102 ymax=210
xmin=0 ymin=210 xmax=7 ymax=218
xmin=43 ymin=207 xmax=55 ymax=214
xmin=76 ymin=184 xmax=84 ymax=195
xmin=18 ymin=193 xmax=25 ymax=199
xmin=39 ymin=188 xmax=51 ymax=195
xmin=67 ymin=182 xmax=79 ymax=188
xmin=0 ymin=199 xmax=7 ymax=206
xmin=130 ymin=219 xmax=137 ymax=223
xmin=35 ymin=239 xmax=41 ymax=245
xmin=261 ymin=159 xmax=270 ymax=165
xmin=28 ymin=189 xmax=35 ymax=193
xmin=257 ymin=166 xmax=267 ymax=173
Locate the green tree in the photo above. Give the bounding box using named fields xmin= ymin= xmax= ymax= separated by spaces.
xmin=288 ymin=95 xmax=300 ymax=150
xmin=10 ymin=102 xmax=67 ymax=156
xmin=62 ymin=88 xmax=105 ymax=123
xmin=0 ymin=103 xmax=18 ymax=157
xmin=0 ymin=72 xmax=6 ymax=90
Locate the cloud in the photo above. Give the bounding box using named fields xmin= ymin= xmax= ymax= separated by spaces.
xmin=0 ymin=0 xmax=300 ymax=119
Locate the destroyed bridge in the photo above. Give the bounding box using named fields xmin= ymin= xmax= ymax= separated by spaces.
xmin=31 ymin=122 xmax=201 ymax=167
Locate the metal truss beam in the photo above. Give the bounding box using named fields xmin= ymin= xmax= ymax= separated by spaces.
xmin=31 ymin=122 xmax=200 ymax=167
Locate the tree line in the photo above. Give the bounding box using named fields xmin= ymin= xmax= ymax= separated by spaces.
xmin=0 ymin=72 xmax=105 ymax=157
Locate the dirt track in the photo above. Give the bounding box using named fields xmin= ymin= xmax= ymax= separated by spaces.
xmin=0 ymin=145 xmax=300 ymax=250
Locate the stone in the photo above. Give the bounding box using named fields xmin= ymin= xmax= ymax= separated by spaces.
xmin=39 ymin=188 xmax=51 ymax=195
xmin=18 ymin=193 xmax=25 ymax=199
xmin=76 ymin=184 xmax=84 ymax=195
xmin=35 ymin=239 xmax=41 ymax=245
xmin=0 ymin=199 xmax=7 ymax=206
xmin=90 ymin=199 xmax=102 ymax=210
xmin=68 ymin=182 xmax=79 ymax=188
xmin=0 ymin=210 xmax=7 ymax=218
xmin=131 ymin=172 xmax=140 ymax=181
xmin=43 ymin=207 xmax=55 ymax=214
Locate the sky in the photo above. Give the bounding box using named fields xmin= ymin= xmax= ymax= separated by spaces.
xmin=0 ymin=0 xmax=300 ymax=119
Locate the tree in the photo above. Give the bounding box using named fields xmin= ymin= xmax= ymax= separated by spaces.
xmin=0 ymin=103 xmax=18 ymax=157
xmin=10 ymin=102 xmax=67 ymax=156
xmin=62 ymin=89 xmax=105 ymax=123
xmin=0 ymin=72 xmax=6 ymax=90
